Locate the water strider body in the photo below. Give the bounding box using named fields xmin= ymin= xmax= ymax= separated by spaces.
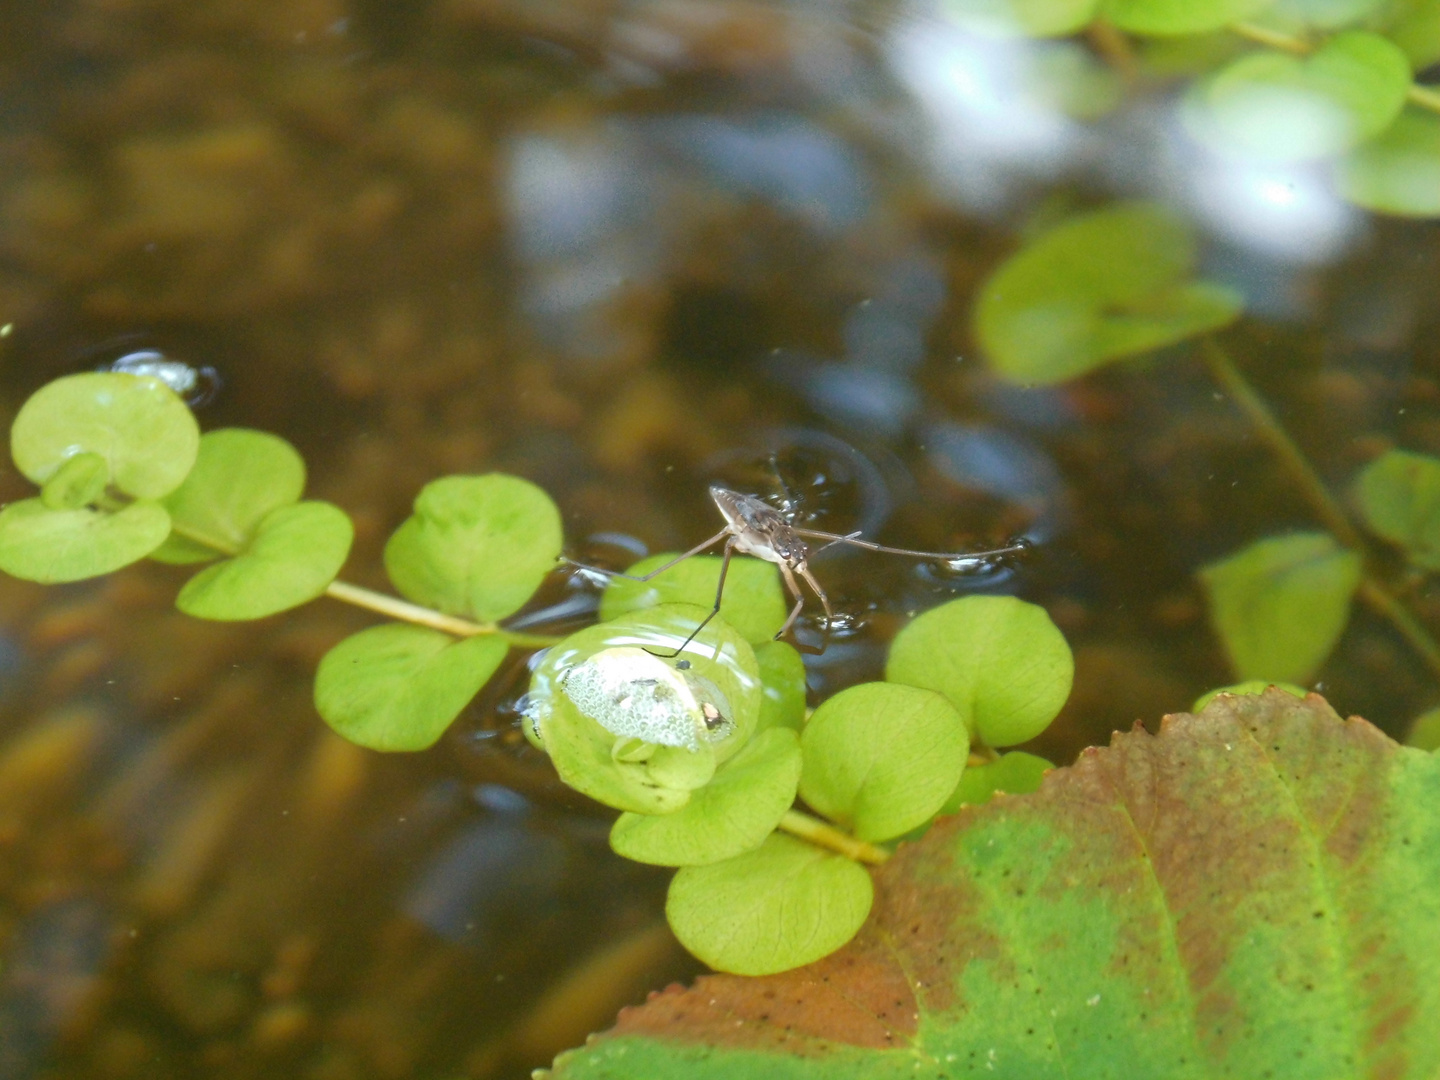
xmin=568 ymin=484 xmax=1031 ymax=655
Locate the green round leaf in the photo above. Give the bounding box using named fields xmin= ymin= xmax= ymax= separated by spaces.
xmin=886 ymin=594 xmax=1074 ymax=748
xmin=975 ymin=202 xmax=1244 ymax=385
xmin=526 ymin=605 xmax=763 ymax=814
xmin=800 ymin=682 xmax=969 ymax=842
xmin=384 ymin=474 xmax=562 ymax=623
xmin=151 ymin=428 xmax=306 ymax=565
xmin=542 ymin=693 xmax=701 ymax=815
xmin=599 ymin=552 xmax=787 ymax=646
xmin=1384 ymin=0 xmax=1440 ymax=68
xmin=1338 ymin=109 xmax=1440 ymax=218
xmin=176 ymin=501 xmax=353 ymax=620
xmin=942 ymin=0 xmax=1099 ymax=37
xmin=942 ymin=750 xmax=1053 ymax=814
xmin=0 ymin=497 xmax=171 ymax=583
xmin=666 ymin=833 xmax=874 ymax=976
xmin=754 ymin=640 xmax=806 ymax=733
xmin=315 ymin=624 xmax=508 ymax=751
xmin=39 ymin=452 xmax=109 ymax=511
xmin=1272 ymin=0 xmax=1386 ymax=29
xmin=11 ymin=372 xmax=199 ymax=498
xmin=1407 ymin=705 xmax=1440 ymax=751
xmin=1355 ymin=449 xmax=1440 ymax=568
xmin=1198 ymin=532 xmax=1362 ymax=684
xmin=1183 ymin=31 xmax=1412 ymax=163
xmin=611 ymin=728 xmax=802 ymax=866
xmin=1104 ymin=0 xmax=1278 ymax=34
xmin=1193 ymin=679 xmax=1309 ymax=712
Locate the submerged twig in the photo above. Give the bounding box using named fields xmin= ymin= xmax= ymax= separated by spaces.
xmin=1201 ymin=338 xmax=1440 ymax=682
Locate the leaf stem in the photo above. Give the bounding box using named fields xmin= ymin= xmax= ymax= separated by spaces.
xmin=1408 ymin=82 xmax=1440 ymax=115
xmin=778 ymin=810 xmax=890 ymax=865
xmin=323 ymin=581 xmax=560 ymax=647
xmin=162 ymin=515 xmax=561 ymax=648
xmin=1200 ymin=339 xmax=1364 ymax=551
xmin=1201 ymin=338 xmax=1440 ymax=681
xmin=1356 ymin=578 xmax=1440 ymax=680
xmin=1229 ymin=22 xmax=1440 ymax=117
xmin=1229 ymin=21 xmax=1310 ymax=55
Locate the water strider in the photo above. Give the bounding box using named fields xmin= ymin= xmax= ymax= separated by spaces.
xmin=567 ymin=485 xmax=1032 ymax=656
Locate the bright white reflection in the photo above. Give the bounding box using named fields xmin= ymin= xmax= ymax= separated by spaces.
xmin=1179 ymin=145 xmax=1361 ymax=265
xmin=887 ymin=6 xmax=1084 ymax=211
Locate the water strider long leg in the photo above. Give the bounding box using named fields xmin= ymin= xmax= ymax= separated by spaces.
xmin=792 ymin=528 xmax=1031 ymax=562
xmin=646 ymin=538 xmax=737 ymax=658
xmin=563 ymin=527 xmax=731 ymax=583
xmin=795 ymin=563 xmax=834 ymax=624
xmin=775 ymin=561 xmax=807 ymax=640
xmin=775 ymin=561 xmax=830 ymax=656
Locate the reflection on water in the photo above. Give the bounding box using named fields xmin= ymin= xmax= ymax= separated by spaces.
xmin=2 ymin=0 xmax=1439 ymax=1075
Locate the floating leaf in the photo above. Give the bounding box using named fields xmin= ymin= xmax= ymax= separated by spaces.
xmin=525 ymin=605 xmax=762 ymax=815
xmin=11 ymin=372 xmax=199 ymax=498
xmin=553 ymin=690 xmax=1440 ymax=1076
xmin=39 ymin=452 xmax=109 ymax=511
xmin=942 ymin=749 xmax=1052 ymax=813
xmin=1354 ymin=449 xmax=1440 ymax=568
xmin=1193 ymin=679 xmax=1308 ymax=711
xmin=941 ymin=0 xmax=1099 ymax=37
xmin=1338 ymin=108 xmax=1440 ymax=218
xmin=1273 ymin=0 xmax=1386 ymax=29
xmin=385 ymin=473 xmax=562 ymax=623
xmin=753 ymin=640 xmax=806 ymax=733
xmin=151 ymin=428 xmax=306 ymax=565
xmin=0 ymin=498 xmax=171 ymax=583
xmin=665 ymin=833 xmax=874 ymax=977
xmin=599 ymin=552 xmax=787 ymax=646
xmin=610 ymin=728 xmax=801 ymax=866
xmin=975 ymin=202 xmax=1243 ymax=384
xmin=1104 ymin=0 xmax=1279 ymax=34
xmin=176 ymin=501 xmax=353 ymax=620
xmin=886 ymin=595 xmax=1073 ymax=748
xmin=1199 ymin=531 xmax=1361 ymax=684
xmin=315 ymin=624 xmax=508 ymax=751
xmin=1183 ymin=31 xmax=1411 ymax=162
xmin=1408 ymin=705 xmax=1440 ymax=750
xmin=800 ymin=682 xmax=968 ymax=842
xmin=1382 ymin=0 xmax=1440 ymax=68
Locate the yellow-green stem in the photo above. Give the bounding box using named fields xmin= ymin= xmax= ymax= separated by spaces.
xmin=1230 ymin=22 xmax=1440 ymax=117
xmin=163 ymin=517 xmax=560 ymax=648
xmin=778 ymin=810 xmax=891 ymax=865
xmin=1229 ymin=22 xmax=1310 ymax=55
xmin=323 ymin=580 xmax=559 ymax=647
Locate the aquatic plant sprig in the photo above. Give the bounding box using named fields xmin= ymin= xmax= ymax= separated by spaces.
xmin=0 ymin=368 xmax=1076 ymax=975
xmin=1199 ymin=338 xmax=1440 ymax=688
xmin=968 ymin=202 xmax=1440 ymax=743
xmin=944 ymin=0 xmax=1440 ymax=217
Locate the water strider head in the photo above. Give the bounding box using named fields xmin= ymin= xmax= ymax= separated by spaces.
xmin=709 ymin=485 xmax=810 ymax=568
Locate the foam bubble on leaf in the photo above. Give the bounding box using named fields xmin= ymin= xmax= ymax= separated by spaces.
xmin=562 ymin=646 xmax=733 ymax=751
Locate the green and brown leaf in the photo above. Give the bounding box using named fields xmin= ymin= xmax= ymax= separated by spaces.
xmin=549 ymin=690 xmax=1440 ymax=1079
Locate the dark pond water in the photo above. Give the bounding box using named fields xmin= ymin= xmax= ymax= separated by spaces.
xmin=2 ymin=1 xmax=1438 ymax=1077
